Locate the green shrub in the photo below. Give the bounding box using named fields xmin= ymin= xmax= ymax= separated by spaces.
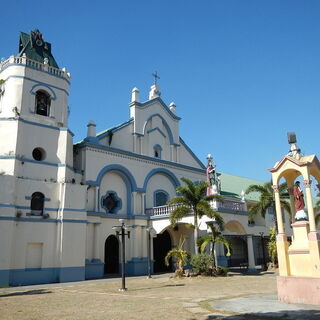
xmin=215 ymin=266 xmax=229 ymax=276
xmin=190 ymin=254 xmax=214 ymax=275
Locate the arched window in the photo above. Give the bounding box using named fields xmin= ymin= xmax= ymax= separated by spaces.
xmin=35 ymin=90 xmax=51 ymax=116
xmin=31 ymin=192 xmax=45 ymax=215
xmin=154 ymin=190 xmax=169 ymax=207
xmin=154 ymin=144 xmax=162 ymax=159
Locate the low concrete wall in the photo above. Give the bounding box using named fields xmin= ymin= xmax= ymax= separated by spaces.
xmin=277 ymin=275 xmax=320 ymax=305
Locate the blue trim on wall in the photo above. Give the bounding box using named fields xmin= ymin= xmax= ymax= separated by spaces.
xmin=93 ymin=164 xmax=137 ymax=215
xmin=0 ymin=216 xmax=87 ymax=223
xmin=30 ymin=83 xmax=57 ymax=100
xmin=147 ymin=127 xmax=166 ymax=138
xmin=59 ymin=266 xmax=85 ymax=283
xmin=6 ymin=266 xmax=85 ymax=286
xmin=96 ymin=118 xmax=134 ymax=141
xmin=0 ymin=155 xmax=77 ymax=172
xmin=126 ymin=257 xmax=150 ymax=276
xmin=87 ymin=211 xmax=149 ymax=220
xmin=1 ymin=69 xmax=70 ymax=87
xmin=0 ymin=204 xmax=86 ymax=213
xmin=85 ymin=259 xmax=104 ymax=279
xmin=0 ymin=270 xmax=10 ymax=286
xmin=0 ymin=116 xmax=74 ymax=136
xmin=179 ymin=137 xmax=206 ymax=169
xmin=80 ymin=141 xmax=205 ymax=175
xmin=142 ymin=113 xmax=176 ymax=145
xmin=143 ymin=168 xmax=180 ymax=191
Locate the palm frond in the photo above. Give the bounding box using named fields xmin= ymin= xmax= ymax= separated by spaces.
xmin=169 ymin=206 xmax=190 ymax=225
xmin=167 ymin=196 xmax=190 ymax=207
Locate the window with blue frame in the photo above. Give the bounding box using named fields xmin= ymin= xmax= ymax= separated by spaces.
xmin=154 ymin=190 xmax=169 ymax=207
xmin=101 ymin=191 xmax=122 ymax=214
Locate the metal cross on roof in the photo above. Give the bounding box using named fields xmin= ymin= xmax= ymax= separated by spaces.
xmin=152 ymin=71 xmax=160 ymax=85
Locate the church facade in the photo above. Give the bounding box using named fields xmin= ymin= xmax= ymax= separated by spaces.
xmin=0 ymin=30 xmax=288 ymax=286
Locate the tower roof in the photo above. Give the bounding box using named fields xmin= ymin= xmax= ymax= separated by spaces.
xmin=18 ymin=29 xmax=59 ymax=68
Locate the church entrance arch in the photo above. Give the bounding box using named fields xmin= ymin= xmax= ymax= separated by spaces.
xmin=153 ymin=229 xmax=172 ymax=273
xmin=104 ymin=235 xmax=119 ymax=274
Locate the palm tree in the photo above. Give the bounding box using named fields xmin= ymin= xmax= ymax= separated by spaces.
xmin=245 ymin=181 xmax=290 ymax=231
xmin=165 ymin=237 xmax=190 ymax=277
xmin=168 ymin=177 xmax=224 ymax=254
xmin=198 ymin=223 xmax=232 ymax=269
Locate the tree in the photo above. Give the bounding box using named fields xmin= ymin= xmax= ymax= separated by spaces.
xmin=245 ymin=181 xmax=290 ymax=231
xmin=198 ymin=223 xmax=232 ymax=269
xmin=268 ymin=227 xmax=277 ymax=267
xmin=168 ymin=177 xmax=224 ymax=254
xmin=165 ymin=237 xmax=190 ymax=277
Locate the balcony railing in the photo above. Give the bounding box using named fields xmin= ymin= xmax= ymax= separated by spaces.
xmin=0 ymin=56 xmax=70 ymax=80
xmin=215 ymin=199 xmax=246 ymax=213
xmin=146 ymin=199 xmax=247 ymax=217
xmin=145 ymin=204 xmax=179 ymax=217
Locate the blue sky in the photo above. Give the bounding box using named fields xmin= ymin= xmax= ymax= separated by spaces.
xmin=1 ymin=0 xmax=320 ymax=184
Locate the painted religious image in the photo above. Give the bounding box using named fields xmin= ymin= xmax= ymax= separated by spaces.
xmin=293 ymin=181 xmax=308 ymax=221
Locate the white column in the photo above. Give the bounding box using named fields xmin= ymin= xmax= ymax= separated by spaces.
xmin=142 ymin=193 xmax=146 ymax=214
xmin=304 ymin=180 xmax=317 ymax=232
xmin=247 ymin=235 xmax=256 ymax=271
xmin=93 ymin=223 xmax=100 ymax=259
xmin=95 ymin=186 xmax=100 ymax=212
xmin=132 ymin=192 xmax=137 ymax=215
xmin=273 ymin=185 xmax=285 ymax=234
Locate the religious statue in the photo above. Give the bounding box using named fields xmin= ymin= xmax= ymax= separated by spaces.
xmin=293 ymin=181 xmax=308 ymax=221
xmin=206 ymin=161 xmax=215 ymax=187
xmin=206 ymin=154 xmax=219 ymax=195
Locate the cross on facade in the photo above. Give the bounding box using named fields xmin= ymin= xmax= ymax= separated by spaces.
xmin=152 ymin=71 xmax=160 ymax=85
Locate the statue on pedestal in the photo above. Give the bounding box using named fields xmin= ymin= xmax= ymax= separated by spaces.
xmin=293 ymin=181 xmax=308 ymax=221
xmin=206 ymin=154 xmax=220 ymax=195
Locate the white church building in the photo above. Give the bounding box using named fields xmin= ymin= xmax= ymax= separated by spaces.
xmin=0 ymin=30 xmax=286 ymax=286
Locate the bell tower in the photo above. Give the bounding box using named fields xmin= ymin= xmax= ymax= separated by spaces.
xmin=0 ymin=29 xmax=71 ymax=180
xmin=0 ymin=30 xmax=86 ymax=287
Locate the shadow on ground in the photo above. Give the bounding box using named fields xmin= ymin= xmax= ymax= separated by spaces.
xmin=189 ymin=308 xmax=320 ymax=320
xmin=125 ymin=283 xmax=185 ymax=292
xmin=0 ymin=289 xmax=52 ymax=298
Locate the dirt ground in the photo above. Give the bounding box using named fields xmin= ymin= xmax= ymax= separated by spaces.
xmin=0 ymin=273 xmax=278 ymax=320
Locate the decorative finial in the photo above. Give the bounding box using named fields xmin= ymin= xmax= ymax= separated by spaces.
xmin=152 ymin=71 xmax=160 ymax=85
xmin=131 ymin=87 xmax=139 ymax=102
xmin=287 ymin=132 xmax=301 ymax=159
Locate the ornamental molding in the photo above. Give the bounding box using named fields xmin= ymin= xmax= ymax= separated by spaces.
xmin=85 ymin=146 xmax=204 ymax=174
xmin=272 ymin=185 xmax=279 ymax=192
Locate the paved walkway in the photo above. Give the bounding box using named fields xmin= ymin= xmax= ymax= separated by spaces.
xmin=1 ymin=273 xmax=320 ymax=319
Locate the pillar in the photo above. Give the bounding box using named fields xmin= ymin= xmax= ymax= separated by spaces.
xmin=303 ymin=180 xmax=317 ymax=232
xmin=246 ymin=235 xmax=256 ymax=272
xmin=95 ymin=186 xmax=100 ymax=212
xmin=272 ymin=185 xmax=285 ymax=234
xmin=93 ymin=223 xmax=100 ymax=259
xmin=288 ymin=186 xmax=296 ymax=224
xmin=142 ymin=193 xmax=146 ymax=215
